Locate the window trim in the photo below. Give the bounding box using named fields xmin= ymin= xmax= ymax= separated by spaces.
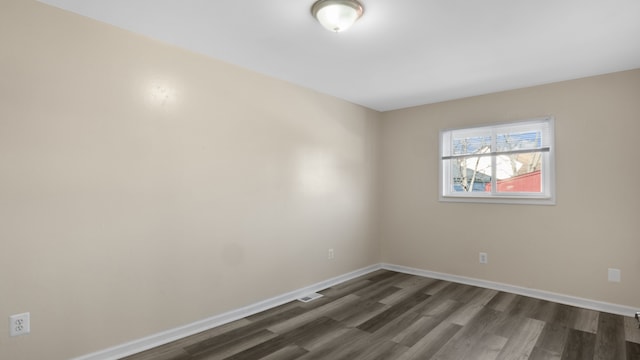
xmin=439 ymin=117 xmax=556 ymax=205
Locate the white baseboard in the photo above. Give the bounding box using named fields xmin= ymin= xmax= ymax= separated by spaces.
xmin=381 ymin=263 xmax=637 ymax=317
xmin=74 ymin=262 xmax=636 ymax=360
xmin=72 ymin=264 xmax=383 ymax=360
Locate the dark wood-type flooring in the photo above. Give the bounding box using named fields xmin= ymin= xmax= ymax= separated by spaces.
xmin=123 ymin=270 xmax=640 ymax=360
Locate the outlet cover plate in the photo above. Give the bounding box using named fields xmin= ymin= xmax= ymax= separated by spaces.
xmin=9 ymin=312 xmax=30 ymax=337
xmin=608 ymin=268 xmax=621 ymax=282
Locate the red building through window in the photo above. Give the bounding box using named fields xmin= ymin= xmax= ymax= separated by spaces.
xmin=485 ymin=170 xmax=541 ymax=192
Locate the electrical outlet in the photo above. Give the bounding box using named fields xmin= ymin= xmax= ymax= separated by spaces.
xmin=328 ymin=248 xmax=334 ymax=260
xmin=9 ymin=312 xmax=30 ymax=337
xmin=479 ymin=252 xmax=488 ymax=264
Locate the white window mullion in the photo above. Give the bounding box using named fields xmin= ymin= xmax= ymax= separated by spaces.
xmin=490 ymin=127 xmax=497 ymax=195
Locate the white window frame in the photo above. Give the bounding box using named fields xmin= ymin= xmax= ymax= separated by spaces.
xmin=439 ymin=117 xmax=555 ymax=205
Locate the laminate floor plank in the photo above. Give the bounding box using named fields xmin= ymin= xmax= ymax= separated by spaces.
xmin=366 ymin=309 xmax=423 ymax=342
xmin=626 ymin=341 xmax=640 ymax=360
xmin=506 ymin=295 xmax=542 ymax=319
xmin=329 ymin=287 xmax=390 ymax=318
xmin=425 ymin=282 xmax=469 ymax=304
xmin=350 ymin=339 xmax=409 ymax=360
xmin=446 ymin=287 xmax=499 ymax=326
xmin=530 ymin=300 xmax=559 ymax=324
xmin=410 ymin=282 xmax=481 ymax=318
xmin=534 ymin=322 xmax=570 ymax=356
xmin=121 ymin=319 xmax=253 ymax=360
xmin=334 ymin=300 xmax=389 ymax=328
xmin=431 ymin=306 xmax=503 ymax=359
xmin=486 ymin=291 xmax=518 ymax=312
xmin=423 ymin=298 xmax=464 ymax=318
xmin=365 ymin=270 xmax=401 ymax=283
xmin=349 ymin=273 xmax=408 ymax=301
xmin=593 ymin=312 xmax=626 ymax=360
xmin=394 ymin=273 xmax=437 ymax=289
xmin=369 ymin=272 xmax=414 ymax=287
xmin=396 ymin=321 xmax=463 ymax=360
xmin=293 ymin=328 xmax=371 ymax=360
xmin=356 ymin=291 xmax=430 ymax=333
xmin=352 ymin=282 xmax=400 ymax=302
xmin=224 ymin=317 xmax=341 ymax=360
xmin=280 ymin=317 xmax=344 ymax=350
xmin=122 ymin=347 xmax=192 ymax=360
xmin=491 ymin=312 xmax=528 ymax=339
xmin=185 ymin=307 xmax=306 ymax=356
xmin=409 ymin=287 xmax=459 ymax=316
xmin=220 ymin=335 xmax=290 ymax=360
xmin=297 ymin=327 xmax=351 ymax=353
xmin=553 ymin=304 xmax=579 ymax=330
xmin=422 ymin=279 xmax=452 ymax=296
xmin=256 ymin=345 xmax=308 ymax=360
xmin=391 ymin=314 xmax=434 ymax=345
xmin=377 ymin=277 xmax=435 ymax=305
xmin=245 ymin=306 xmax=309 ymax=326
xmin=318 ymin=279 xmax=372 ymax=299
xmin=495 ymin=317 xmax=545 ymax=360
xmin=466 ymin=332 xmax=508 ymax=360
xmin=561 ymin=329 xmax=595 ymax=360
xmin=573 ymin=308 xmax=599 ymax=334
xmin=392 ymin=299 xmax=464 ymax=346
xmin=123 ymin=271 xmax=635 ymax=360
xmin=190 ymin=329 xmax=278 ymax=360
xmin=623 ymin=316 xmax=640 ymax=343
xmin=449 ymin=284 xmax=489 ymax=304
xmin=268 ymin=294 xmax=360 ymax=334
xmin=528 ymin=346 xmax=562 ymax=360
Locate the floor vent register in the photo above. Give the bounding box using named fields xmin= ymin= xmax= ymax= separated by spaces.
xmin=297 ymin=293 xmax=324 ymax=303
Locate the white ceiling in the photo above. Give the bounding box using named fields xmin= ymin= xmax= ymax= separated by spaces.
xmin=38 ymin=0 xmax=640 ymax=111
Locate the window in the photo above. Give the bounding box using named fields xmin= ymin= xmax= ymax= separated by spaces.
xmin=439 ymin=117 xmax=555 ymax=205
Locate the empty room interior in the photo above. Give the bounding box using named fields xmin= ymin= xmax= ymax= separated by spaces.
xmin=2 ymin=1 xmax=640 ymax=359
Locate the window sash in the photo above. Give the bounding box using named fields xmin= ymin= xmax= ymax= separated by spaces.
xmin=440 ymin=117 xmax=555 ymax=204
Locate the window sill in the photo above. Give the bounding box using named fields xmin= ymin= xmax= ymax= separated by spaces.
xmin=439 ymin=195 xmax=556 ymax=206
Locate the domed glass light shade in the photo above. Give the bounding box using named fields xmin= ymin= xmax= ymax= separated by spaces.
xmin=311 ymin=0 xmax=364 ymax=32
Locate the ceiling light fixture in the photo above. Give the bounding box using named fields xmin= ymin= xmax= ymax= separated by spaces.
xmin=311 ymin=0 xmax=364 ymax=33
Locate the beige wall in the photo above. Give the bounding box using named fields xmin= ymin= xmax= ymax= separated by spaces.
xmin=0 ymin=1 xmax=380 ymax=359
xmin=380 ymin=69 xmax=640 ymax=310
xmin=2 ymin=1 xmax=639 ymax=360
